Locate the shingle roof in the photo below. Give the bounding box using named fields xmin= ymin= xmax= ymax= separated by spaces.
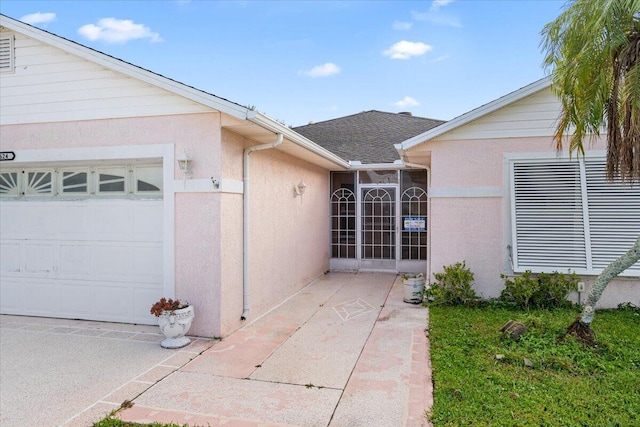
xmin=293 ymin=110 xmax=445 ymax=164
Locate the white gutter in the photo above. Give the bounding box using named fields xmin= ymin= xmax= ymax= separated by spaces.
xmin=241 ymin=133 xmax=284 ymax=320
xmin=247 ymin=111 xmax=350 ymax=170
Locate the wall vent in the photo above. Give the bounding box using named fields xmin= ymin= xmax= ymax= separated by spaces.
xmin=0 ymin=35 xmax=15 ymax=73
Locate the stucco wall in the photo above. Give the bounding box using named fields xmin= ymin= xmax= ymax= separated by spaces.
xmin=2 ymin=113 xmax=227 ymax=335
xmin=218 ymin=129 xmax=330 ymax=336
xmin=174 ymin=193 xmax=222 ymax=336
xmin=421 ymin=135 xmax=638 ymax=308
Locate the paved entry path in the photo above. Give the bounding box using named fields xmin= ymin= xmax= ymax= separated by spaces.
xmin=118 ymin=272 xmax=433 ymax=427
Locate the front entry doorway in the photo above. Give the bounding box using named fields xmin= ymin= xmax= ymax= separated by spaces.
xmin=330 ymin=170 xmax=427 ymax=273
xmin=360 ymin=186 xmax=397 ymax=270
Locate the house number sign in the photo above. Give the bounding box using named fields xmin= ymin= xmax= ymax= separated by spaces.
xmin=0 ymin=151 xmax=16 ymax=161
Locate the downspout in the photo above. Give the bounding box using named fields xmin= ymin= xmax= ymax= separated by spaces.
xmin=241 ymin=133 xmax=284 ymax=320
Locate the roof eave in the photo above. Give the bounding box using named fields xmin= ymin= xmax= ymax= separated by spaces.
xmin=249 ymin=112 xmax=350 ymax=170
xmin=396 ymin=77 xmax=552 ymax=152
xmin=0 ymin=14 xmax=250 ymax=120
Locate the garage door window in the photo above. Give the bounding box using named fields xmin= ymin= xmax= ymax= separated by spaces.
xmin=97 ymin=167 xmax=127 ymax=194
xmin=61 ymin=170 xmax=89 ymax=194
xmin=134 ymin=166 xmax=162 ymax=194
xmin=0 ymin=172 xmax=19 ymax=196
xmin=25 ymin=170 xmax=53 ymax=196
xmin=0 ymin=164 xmax=162 ymax=198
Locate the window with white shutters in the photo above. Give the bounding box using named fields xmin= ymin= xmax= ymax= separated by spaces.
xmin=510 ymin=157 xmax=640 ymax=276
xmin=584 ymin=159 xmax=640 ymax=274
xmin=0 ymin=35 xmax=15 ymax=73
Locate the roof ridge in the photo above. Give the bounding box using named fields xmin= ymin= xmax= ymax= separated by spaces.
xmin=294 ymin=109 xmax=444 ymax=129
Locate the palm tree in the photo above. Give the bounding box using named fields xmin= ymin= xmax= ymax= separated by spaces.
xmin=541 ymin=0 xmax=640 ymax=343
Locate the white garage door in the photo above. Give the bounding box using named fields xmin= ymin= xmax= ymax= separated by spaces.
xmin=0 ymin=164 xmax=164 ymax=325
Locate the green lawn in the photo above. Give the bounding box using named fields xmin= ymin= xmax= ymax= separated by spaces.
xmin=427 ymin=305 xmax=640 ymax=426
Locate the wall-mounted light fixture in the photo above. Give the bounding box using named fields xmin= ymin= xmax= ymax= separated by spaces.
xmin=176 ymin=150 xmax=193 ymax=178
xmin=294 ymin=180 xmax=307 ymax=198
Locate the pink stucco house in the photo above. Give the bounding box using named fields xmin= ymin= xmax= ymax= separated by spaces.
xmin=394 ymin=79 xmax=640 ymax=308
xmin=1 ymin=15 xmax=638 ymax=339
xmin=0 ymin=15 xmax=349 ymax=337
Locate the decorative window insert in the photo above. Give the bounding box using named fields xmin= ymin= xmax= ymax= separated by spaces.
xmin=361 ymin=187 xmax=396 ymax=260
xmin=331 ymin=189 xmax=356 ymax=259
xmin=401 ymin=170 xmax=428 ymax=260
xmin=0 ymin=164 xmax=163 ymax=199
xmin=0 ymin=172 xmax=19 ymax=196
xmin=60 ymin=169 xmax=89 ymax=194
xmin=134 ymin=165 xmax=163 ymax=194
xmin=25 ymin=170 xmax=54 ymax=196
xmin=401 ymin=187 xmax=428 ymax=260
xmin=96 ymin=167 xmax=127 ymax=194
xmin=0 ymin=35 xmax=15 ymax=74
xmin=510 ymin=157 xmax=640 ymax=276
xmin=330 ymin=172 xmax=356 ymax=259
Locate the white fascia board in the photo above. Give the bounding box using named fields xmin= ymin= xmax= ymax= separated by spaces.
xmin=0 ymin=15 xmax=250 ymax=120
xmin=348 ymin=160 xmax=405 ymax=170
xmin=248 ymin=112 xmax=350 ymax=170
xmin=397 ymin=77 xmax=553 ymax=151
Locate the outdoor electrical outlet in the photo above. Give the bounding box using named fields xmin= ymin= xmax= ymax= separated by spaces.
xmin=577 ymin=282 xmax=585 ymax=292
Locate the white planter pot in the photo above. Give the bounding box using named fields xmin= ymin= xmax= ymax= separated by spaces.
xmin=157 ymin=305 xmax=195 ymax=349
xmin=403 ymin=274 xmax=425 ymax=304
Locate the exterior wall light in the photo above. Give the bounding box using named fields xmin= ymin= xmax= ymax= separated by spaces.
xmin=294 ymin=181 xmax=307 ymax=198
xmin=177 ymin=150 xmax=192 ymax=178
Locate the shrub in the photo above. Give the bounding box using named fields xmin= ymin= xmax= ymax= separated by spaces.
xmin=427 ymin=261 xmax=479 ymax=307
xmin=499 ymin=270 xmax=578 ymax=309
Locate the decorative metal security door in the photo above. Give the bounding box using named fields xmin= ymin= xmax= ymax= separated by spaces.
xmin=360 ymin=186 xmax=397 ymax=270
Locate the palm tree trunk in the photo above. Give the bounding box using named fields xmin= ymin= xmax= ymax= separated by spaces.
xmin=580 ymin=235 xmax=640 ymax=325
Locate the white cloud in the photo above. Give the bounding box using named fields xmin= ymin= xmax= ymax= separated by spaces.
xmin=412 ymin=10 xmax=461 ymax=28
xmin=395 ymin=96 xmax=420 ymax=108
xmin=20 ymin=12 xmax=56 ymax=25
xmin=300 ymin=62 xmax=341 ymax=78
xmin=383 ymin=41 xmax=432 ymax=60
xmin=392 ymin=21 xmax=412 ymax=31
xmin=78 ymin=18 xmax=163 ymax=44
xmin=432 ymin=53 xmax=452 ymax=62
xmin=431 ymin=0 xmax=454 ymax=10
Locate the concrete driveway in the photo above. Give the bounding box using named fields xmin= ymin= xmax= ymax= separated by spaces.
xmin=1 ymin=273 xmax=432 ymax=427
xmin=0 ymin=316 xmax=215 ymax=426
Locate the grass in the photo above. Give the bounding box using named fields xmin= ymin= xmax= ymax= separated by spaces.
xmin=427 ymin=304 xmax=640 ymax=426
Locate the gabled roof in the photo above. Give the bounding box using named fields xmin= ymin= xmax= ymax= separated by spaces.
xmin=0 ymin=14 xmax=350 ymax=170
xmin=395 ymin=77 xmax=552 ymax=152
xmin=294 ymin=110 xmax=444 ymax=164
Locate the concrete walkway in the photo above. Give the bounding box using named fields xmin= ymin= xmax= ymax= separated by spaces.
xmin=118 ymin=272 xmax=433 ymax=427
xmin=0 ymin=272 xmax=432 ymax=427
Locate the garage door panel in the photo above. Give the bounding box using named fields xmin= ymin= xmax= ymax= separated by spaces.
xmin=0 ymin=205 xmax=21 ymax=237
xmin=23 ymin=205 xmax=56 ymax=238
xmin=59 ymin=244 xmax=91 ymax=276
xmin=0 ymin=243 xmax=21 ymax=273
xmin=133 ymin=204 xmax=163 ymax=237
xmin=132 ymin=245 xmax=163 ymax=277
xmin=24 ymin=281 xmax=59 ymax=315
xmin=0 ymin=197 xmax=163 ymax=325
xmin=56 ymin=205 xmax=90 ymax=236
xmin=91 ymin=283 xmax=136 ymax=322
xmin=0 ymin=279 xmax=22 ymax=312
xmin=24 ymin=243 xmax=57 ymax=274
xmin=52 ymin=282 xmax=92 ymax=317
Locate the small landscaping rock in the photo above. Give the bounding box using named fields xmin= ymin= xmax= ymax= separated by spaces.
xmin=500 ymin=319 xmax=527 ymax=341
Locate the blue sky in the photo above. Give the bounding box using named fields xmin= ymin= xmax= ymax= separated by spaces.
xmin=1 ymin=0 xmax=565 ymax=126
